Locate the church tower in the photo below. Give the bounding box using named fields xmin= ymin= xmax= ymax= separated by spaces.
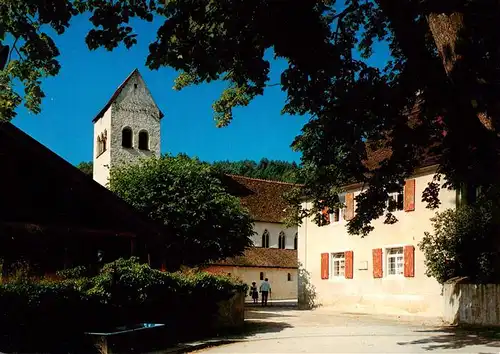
xmin=92 ymin=69 xmax=163 ymax=187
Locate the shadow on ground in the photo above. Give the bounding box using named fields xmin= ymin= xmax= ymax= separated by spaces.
xmin=397 ymin=326 xmax=500 ymax=351
xmin=245 ymin=307 xmax=297 ymax=320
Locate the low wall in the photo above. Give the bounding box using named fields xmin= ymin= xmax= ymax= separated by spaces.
xmin=212 ymin=291 xmax=245 ymax=329
xmin=443 ymin=278 xmax=500 ymax=326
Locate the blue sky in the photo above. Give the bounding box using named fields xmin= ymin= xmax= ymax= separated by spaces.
xmin=11 ymin=14 xmax=388 ymax=166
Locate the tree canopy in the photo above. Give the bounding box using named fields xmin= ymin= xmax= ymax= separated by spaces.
xmin=76 ymin=161 xmax=93 ymax=177
xmin=4 ymin=1 xmax=500 ymax=235
xmin=77 ymin=158 xmax=303 ymax=183
xmin=109 ymin=154 xmax=254 ymax=269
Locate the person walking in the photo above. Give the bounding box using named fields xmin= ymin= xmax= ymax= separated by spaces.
xmin=259 ymin=278 xmax=271 ymax=307
xmin=249 ymin=282 xmax=259 ymax=304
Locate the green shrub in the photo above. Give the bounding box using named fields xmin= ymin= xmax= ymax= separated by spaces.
xmin=0 ymin=258 xmax=246 ymax=353
xmin=56 ymin=265 xmax=88 ymax=279
xmin=419 ymin=200 xmax=500 ymax=284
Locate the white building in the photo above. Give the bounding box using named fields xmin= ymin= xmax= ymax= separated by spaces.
xmin=92 ymin=68 xmax=163 ymax=187
xmin=298 ymin=148 xmax=456 ymax=317
xmin=92 ymin=69 xmax=299 ymax=300
xmin=205 ymin=175 xmax=299 ymax=300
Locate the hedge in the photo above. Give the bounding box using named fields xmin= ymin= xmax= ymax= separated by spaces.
xmin=0 ymin=257 xmax=247 ymax=353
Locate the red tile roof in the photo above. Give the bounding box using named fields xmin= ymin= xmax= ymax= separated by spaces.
xmin=212 ymin=248 xmax=298 ymax=268
xmin=222 ymin=175 xmax=301 ymax=223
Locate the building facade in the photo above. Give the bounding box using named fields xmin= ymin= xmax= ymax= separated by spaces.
xmin=298 ymin=164 xmax=456 ymax=316
xmin=206 ymin=175 xmax=299 ymax=300
xmin=91 ymin=70 xmax=299 ymax=299
xmin=93 ymin=69 xmax=163 ymax=187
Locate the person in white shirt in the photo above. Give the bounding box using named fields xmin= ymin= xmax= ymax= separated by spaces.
xmin=259 ymin=278 xmax=271 ymax=306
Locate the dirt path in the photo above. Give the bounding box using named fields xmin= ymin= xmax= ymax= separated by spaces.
xmin=191 ymin=307 xmax=500 ymax=353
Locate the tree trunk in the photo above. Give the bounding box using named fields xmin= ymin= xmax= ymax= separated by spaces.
xmin=427 ymin=12 xmax=494 ymax=132
xmin=427 ymin=13 xmax=464 ymax=76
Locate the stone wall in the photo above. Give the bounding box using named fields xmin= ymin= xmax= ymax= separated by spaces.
xmin=443 ymin=278 xmax=500 ymax=326
xmin=212 ymin=291 xmax=245 ymax=329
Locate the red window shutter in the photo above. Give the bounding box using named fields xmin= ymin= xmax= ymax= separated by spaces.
xmin=321 ymin=253 xmax=329 ymax=279
xmin=344 ymin=251 xmax=354 ymax=279
xmin=404 ymin=179 xmax=416 ymax=212
xmin=372 ymin=248 xmax=383 ymax=278
xmin=404 ymin=245 xmax=415 ymax=277
xmin=322 ymin=206 xmax=331 ymax=225
xmin=345 ymin=193 xmax=354 ymax=220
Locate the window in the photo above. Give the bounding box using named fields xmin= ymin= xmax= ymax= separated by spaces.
xmin=287 ymin=273 xmax=292 ymax=281
xmin=261 ymin=230 xmax=270 ymax=248
xmin=97 ymin=136 xmax=102 ymax=156
xmin=387 ymin=191 xmax=404 ymax=211
xmin=331 ymin=194 xmax=346 ymax=223
xmin=278 ymin=231 xmax=286 ymax=249
xmin=138 ymin=130 xmax=149 ymax=150
xmin=260 ymin=272 xmax=264 ymax=280
xmin=122 ymin=127 xmax=133 ymax=148
xmin=456 ymin=183 xmax=482 ymax=207
xmin=386 ymin=247 xmax=404 ymax=276
xmin=96 ymin=130 xmax=107 ymax=156
xmin=331 ymin=253 xmax=345 ymax=277
xmin=294 ymin=233 xmax=298 ymax=250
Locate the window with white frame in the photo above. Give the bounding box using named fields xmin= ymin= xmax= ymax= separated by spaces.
xmin=386 ymin=247 xmax=404 ymax=276
xmin=331 ymin=194 xmax=346 ymax=223
xmin=387 ymin=191 xmax=404 ymax=211
xmin=331 ymin=253 xmax=345 ymax=277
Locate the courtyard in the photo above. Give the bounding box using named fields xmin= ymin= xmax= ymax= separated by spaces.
xmin=190 ymin=307 xmax=500 ymax=353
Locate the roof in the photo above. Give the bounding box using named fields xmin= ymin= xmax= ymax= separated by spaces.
xmin=0 ymin=122 xmax=166 ymax=241
xmin=92 ymin=68 xmax=165 ymax=122
xmin=211 ymin=248 xmax=298 ymax=268
xmin=361 ymin=100 xmax=441 ymax=172
xmin=221 ymin=175 xmax=301 ymax=223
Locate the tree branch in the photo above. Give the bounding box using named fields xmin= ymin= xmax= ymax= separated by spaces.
xmin=8 ymin=37 xmax=19 ymax=64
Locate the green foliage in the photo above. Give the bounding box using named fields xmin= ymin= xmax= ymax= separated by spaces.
xmin=77 ymin=158 xmax=302 ymax=183
xmin=0 ymin=257 xmax=246 ymax=353
xmin=212 ymin=158 xmax=302 ymax=183
xmin=109 ymin=154 xmax=254 ymax=269
xmin=76 ymin=161 xmax=93 ymax=176
xmin=56 ymin=265 xmax=88 ymax=280
xmin=5 ymin=1 xmax=500 ymax=238
xmin=419 ymin=201 xmax=500 ymax=284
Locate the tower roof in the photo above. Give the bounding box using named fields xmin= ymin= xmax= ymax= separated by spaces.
xmin=92 ymin=68 xmax=165 ymax=123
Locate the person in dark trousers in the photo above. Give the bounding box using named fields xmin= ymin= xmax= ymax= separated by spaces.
xmin=259 ymin=278 xmax=271 ymax=306
xmin=249 ymin=282 xmax=258 ymax=304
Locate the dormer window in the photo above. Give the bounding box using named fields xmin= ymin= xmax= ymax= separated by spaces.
xmin=138 ymin=130 xmax=149 ymax=150
xmin=122 ymin=127 xmax=133 ymax=148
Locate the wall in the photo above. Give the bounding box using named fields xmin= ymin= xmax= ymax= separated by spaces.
xmin=252 ymin=221 xmax=297 ymax=249
xmin=213 ymin=291 xmax=245 ymax=329
xmin=204 ymin=265 xmax=298 ymax=300
xmin=443 ymin=281 xmax=500 ymax=326
xmin=110 ymin=72 xmax=161 ymax=171
xmin=298 ymin=167 xmax=456 ymax=317
xmin=93 ymin=106 xmax=112 ymax=187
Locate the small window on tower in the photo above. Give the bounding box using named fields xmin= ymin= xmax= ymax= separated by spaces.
xmin=122 ymin=127 xmax=133 ymax=148
xmin=134 ymin=83 xmax=138 ymax=89
xmin=138 ymin=131 xmax=149 ymax=150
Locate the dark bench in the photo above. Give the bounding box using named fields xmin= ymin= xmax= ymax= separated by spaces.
xmin=85 ymin=323 xmax=166 ymax=354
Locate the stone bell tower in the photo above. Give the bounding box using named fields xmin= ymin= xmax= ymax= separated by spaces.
xmin=92 ymin=69 xmax=164 ymax=187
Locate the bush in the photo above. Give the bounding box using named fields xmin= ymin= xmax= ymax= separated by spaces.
xmin=0 ymin=258 xmax=246 ymax=353
xmin=419 ymin=200 xmax=500 ymax=284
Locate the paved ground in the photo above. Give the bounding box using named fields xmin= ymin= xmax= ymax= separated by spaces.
xmin=191 ymin=307 xmax=500 ymax=353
